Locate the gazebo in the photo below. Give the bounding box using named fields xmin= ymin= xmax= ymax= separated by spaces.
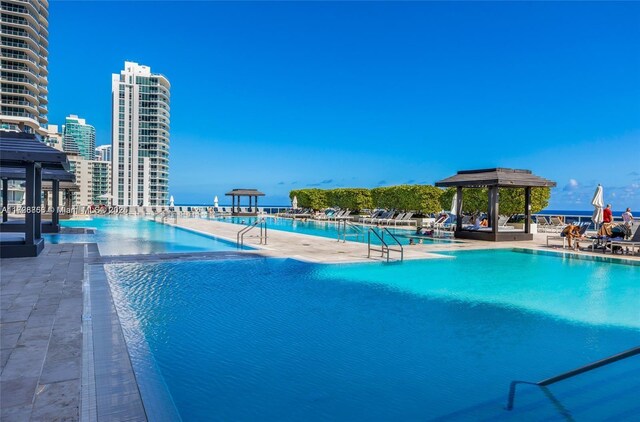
xmin=435 ymin=168 xmax=556 ymax=242
xmin=225 ymin=188 xmax=265 ymax=216
xmin=1 ymin=167 xmax=76 ymax=233
xmin=0 ymin=132 xmax=70 ymax=257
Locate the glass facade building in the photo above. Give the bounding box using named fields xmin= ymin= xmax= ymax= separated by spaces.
xmin=63 ymin=114 xmax=95 ymax=160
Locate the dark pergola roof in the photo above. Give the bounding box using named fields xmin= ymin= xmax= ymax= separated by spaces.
xmin=1 ymin=167 xmax=76 ymax=182
xmin=435 ymin=168 xmax=556 ymax=188
xmin=0 ymin=132 xmax=69 ymax=170
xmin=42 ymin=180 xmax=79 ymax=191
xmin=225 ymin=188 xmax=265 ymax=196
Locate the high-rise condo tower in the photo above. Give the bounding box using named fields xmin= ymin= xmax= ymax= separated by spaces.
xmin=111 ymin=61 xmax=170 ymax=207
xmin=1 ymin=0 xmax=50 ymax=135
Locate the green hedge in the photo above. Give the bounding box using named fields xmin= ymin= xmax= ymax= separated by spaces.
xmin=289 ymin=189 xmax=328 ymax=210
xmin=439 ymin=187 xmax=551 ymax=214
xmin=290 ymin=185 xmax=442 ymax=213
xmin=326 ymin=188 xmax=373 ymax=211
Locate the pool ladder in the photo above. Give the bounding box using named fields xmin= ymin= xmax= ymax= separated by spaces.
xmin=156 ymin=210 xmax=178 ymax=224
xmin=237 ymin=218 xmax=268 ymax=247
xmin=368 ymin=227 xmax=404 ymax=262
xmin=506 ymin=345 xmax=640 ymax=413
xmin=336 ymin=220 xmax=365 ymax=243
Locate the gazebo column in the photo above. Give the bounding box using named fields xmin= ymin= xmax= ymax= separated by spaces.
xmin=255 ymin=195 xmax=259 ymax=212
xmin=524 ymin=187 xmax=531 ymax=234
xmin=52 ymin=180 xmax=60 ymax=229
xmin=2 ymin=178 xmax=8 ymax=222
xmin=34 ymin=166 xmax=42 ymax=239
xmin=455 ymin=186 xmax=463 ymax=232
xmin=24 ymin=163 xmax=36 ymax=245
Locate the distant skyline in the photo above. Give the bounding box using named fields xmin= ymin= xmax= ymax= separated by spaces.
xmin=47 ymin=1 xmax=639 ymax=208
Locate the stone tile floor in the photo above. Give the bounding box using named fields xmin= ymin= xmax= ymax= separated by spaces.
xmin=1 ymin=243 xmax=84 ymax=421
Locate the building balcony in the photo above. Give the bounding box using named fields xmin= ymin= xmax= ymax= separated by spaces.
xmin=2 ymin=97 xmax=38 ymax=112
xmin=1 ymin=40 xmax=40 ymax=60
xmin=1 ymin=74 xmax=38 ymax=89
xmin=2 ymin=27 xmax=41 ymax=45
xmin=1 ymin=86 xmax=37 ymax=100
xmin=2 ymin=63 xmax=39 ymax=78
xmin=1 ymin=16 xmax=41 ymax=35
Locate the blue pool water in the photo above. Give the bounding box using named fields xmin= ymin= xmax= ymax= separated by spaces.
xmin=105 ymin=249 xmax=639 ymax=421
xmin=212 ymin=216 xmax=454 ymax=245
xmin=45 ymin=216 xmax=244 ymax=255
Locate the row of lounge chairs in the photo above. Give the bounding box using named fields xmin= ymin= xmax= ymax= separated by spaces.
xmin=535 ymin=216 xmax=568 ymax=233
xmin=358 ymin=211 xmax=416 ymax=226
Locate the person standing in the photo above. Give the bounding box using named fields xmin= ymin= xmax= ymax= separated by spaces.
xmin=603 ymin=204 xmax=613 ymax=223
xmin=622 ymin=208 xmax=634 ymax=226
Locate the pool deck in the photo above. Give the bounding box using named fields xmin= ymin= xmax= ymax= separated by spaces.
xmin=168 ymin=217 xmax=640 ymax=263
xmin=1 ymin=243 xmax=84 ymax=421
xmin=1 ymin=217 xmax=637 ymax=421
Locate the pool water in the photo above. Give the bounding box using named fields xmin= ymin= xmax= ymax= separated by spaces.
xmin=212 ymin=216 xmax=454 ymax=246
xmin=45 ymin=216 xmax=244 ymax=256
xmin=105 ymin=249 xmax=640 ymax=421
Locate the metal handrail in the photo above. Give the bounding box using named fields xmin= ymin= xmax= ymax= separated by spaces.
xmin=368 ymin=227 xmax=404 ymax=262
xmin=237 ymin=218 xmax=268 ymax=247
xmin=337 ymin=220 xmax=364 ymax=243
xmin=506 ymin=345 xmax=640 ymax=411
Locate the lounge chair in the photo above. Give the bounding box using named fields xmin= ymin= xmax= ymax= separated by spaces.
xmin=548 ymin=216 xmax=566 ymax=233
xmin=395 ymin=212 xmax=415 ymax=226
xmin=606 ymin=226 xmax=640 ymax=255
xmin=535 ymin=216 xmax=551 ymax=232
xmin=546 ymin=222 xmax=590 ymax=249
xmin=371 ymin=211 xmax=394 ymax=225
xmin=335 ymin=210 xmax=352 ymax=221
xmin=359 ymin=210 xmax=383 ymax=224
xmin=381 ymin=212 xmax=404 ymax=225
xmin=315 ymin=209 xmax=335 ymax=220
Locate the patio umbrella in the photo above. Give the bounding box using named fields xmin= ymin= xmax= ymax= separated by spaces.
xmin=170 ymin=195 xmax=174 ymax=207
xmin=292 ymin=195 xmax=298 ymax=210
xmin=591 ymin=184 xmax=604 ymax=230
xmin=214 ymin=196 xmax=219 ymax=207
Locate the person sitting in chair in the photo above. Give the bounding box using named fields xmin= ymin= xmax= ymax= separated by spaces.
xmin=562 ymin=224 xmax=583 ymax=249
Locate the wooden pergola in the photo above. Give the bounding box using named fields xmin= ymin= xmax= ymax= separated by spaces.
xmin=225 ymin=189 xmax=265 ymax=216
xmin=435 ymin=168 xmax=556 ymax=242
xmin=1 ymin=167 xmax=76 ymax=233
xmin=0 ymin=132 xmax=70 ymax=257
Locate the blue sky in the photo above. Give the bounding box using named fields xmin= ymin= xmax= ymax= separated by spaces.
xmin=47 ymin=1 xmax=639 ymax=209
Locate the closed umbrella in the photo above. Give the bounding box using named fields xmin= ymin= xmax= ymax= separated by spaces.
xmin=170 ymin=195 xmax=174 ymax=207
xmin=292 ymin=196 xmax=298 ymax=210
xmin=591 ymin=184 xmax=604 ymax=231
xmin=214 ymin=196 xmax=219 ymax=208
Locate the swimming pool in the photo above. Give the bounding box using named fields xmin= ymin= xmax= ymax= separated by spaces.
xmin=105 ymin=249 xmax=640 ymax=420
xmin=46 ymin=216 xmax=245 ymax=255
xmin=211 ymin=216 xmax=454 ymax=245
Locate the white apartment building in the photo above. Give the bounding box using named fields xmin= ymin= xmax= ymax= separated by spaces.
xmin=95 ymin=144 xmax=111 ymax=162
xmin=1 ymin=0 xmax=50 ymax=135
xmin=67 ymin=154 xmax=112 ymax=207
xmin=111 ymin=61 xmax=170 ymax=206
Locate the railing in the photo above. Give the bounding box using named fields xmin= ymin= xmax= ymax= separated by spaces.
xmin=237 ymin=218 xmax=267 ymax=247
xmin=506 ymin=345 xmax=640 ymax=411
xmin=368 ymin=227 xmax=404 ymax=262
xmin=337 ymin=219 xmax=364 ymax=243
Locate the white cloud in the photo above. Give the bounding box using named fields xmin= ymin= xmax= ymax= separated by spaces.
xmin=563 ymin=178 xmax=579 ymax=192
